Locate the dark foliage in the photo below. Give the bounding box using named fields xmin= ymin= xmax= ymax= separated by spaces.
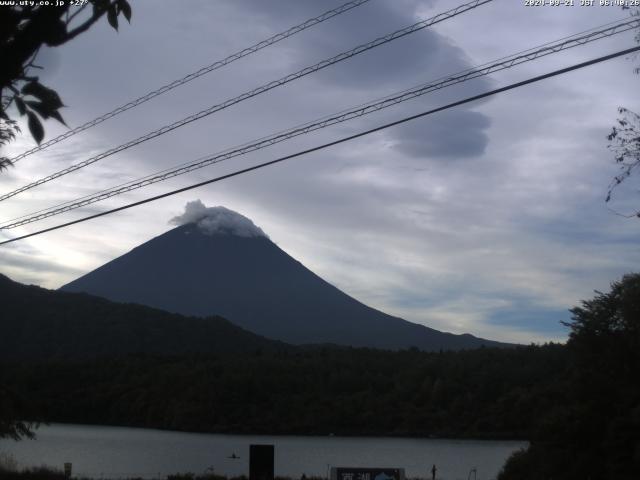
xmin=0 ymin=0 xmax=131 ymax=163
xmin=606 ymin=107 xmax=640 ymax=217
xmin=5 ymin=268 xmax=639 ymax=477
xmin=606 ymin=7 xmax=640 ymax=217
xmin=0 ymin=383 xmax=38 ymax=440
xmin=0 ymin=464 xmax=246 ymax=480
xmin=3 ymin=344 xmax=566 ymax=439
xmin=499 ymin=273 xmax=640 ymax=480
xmin=0 ymin=273 xmax=288 ymax=361
xmin=0 ymin=467 xmax=66 ymax=480
xmin=0 ymin=272 xmax=286 ymax=440
xmin=0 ymin=270 xmax=566 ymax=440
xmin=0 ymin=469 xmax=251 ymax=480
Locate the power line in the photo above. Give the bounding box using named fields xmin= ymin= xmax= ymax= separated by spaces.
xmin=7 ymin=0 xmax=374 ymax=164
xmin=1 ymin=45 xmax=638 ymax=247
xmin=2 ymin=17 xmax=638 ymax=229
xmin=3 ymin=16 xmax=636 ymax=227
xmin=0 ymin=0 xmax=493 ymax=203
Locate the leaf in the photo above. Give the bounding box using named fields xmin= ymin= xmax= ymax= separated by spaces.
xmin=118 ymin=0 xmax=131 ymax=22
xmin=48 ymin=109 xmax=67 ymax=127
xmin=92 ymin=0 xmax=109 ymax=16
xmin=21 ymin=81 xmax=43 ymax=97
xmin=21 ymin=82 xmax=63 ymax=110
xmin=107 ymin=5 xmax=118 ymax=30
xmin=26 ymin=111 xmax=44 ymax=145
xmin=23 ymin=100 xmax=66 ymax=126
xmin=25 ymin=100 xmax=49 ymax=118
xmin=0 ymin=158 xmax=13 ymax=171
xmin=14 ymin=97 xmax=26 ymax=116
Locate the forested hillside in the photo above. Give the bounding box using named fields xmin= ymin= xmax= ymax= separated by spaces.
xmin=3 ymin=272 xmax=638 ymax=479
xmin=3 ymin=344 xmax=566 ymax=439
xmin=0 ymin=274 xmax=287 ymax=360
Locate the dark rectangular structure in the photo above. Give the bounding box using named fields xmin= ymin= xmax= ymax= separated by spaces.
xmin=250 ymin=444 xmax=274 ymax=480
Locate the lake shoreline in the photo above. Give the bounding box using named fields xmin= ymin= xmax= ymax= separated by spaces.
xmin=0 ymin=424 xmax=526 ymax=480
xmin=25 ymin=421 xmax=529 ymax=443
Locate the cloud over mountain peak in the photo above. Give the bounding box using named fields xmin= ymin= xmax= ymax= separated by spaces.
xmin=169 ymin=200 xmax=267 ymax=238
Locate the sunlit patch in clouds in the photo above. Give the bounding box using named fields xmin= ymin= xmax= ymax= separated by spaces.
xmin=0 ymin=231 xmax=84 ymax=288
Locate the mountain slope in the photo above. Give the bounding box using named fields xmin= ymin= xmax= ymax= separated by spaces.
xmin=0 ymin=273 xmax=286 ymax=360
xmin=61 ymin=206 xmax=507 ymax=351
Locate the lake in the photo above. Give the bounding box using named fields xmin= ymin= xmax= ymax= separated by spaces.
xmin=0 ymin=424 xmax=526 ymax=480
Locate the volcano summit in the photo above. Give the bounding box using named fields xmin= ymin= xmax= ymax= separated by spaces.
xmin=61 ymin=201 xmax=506 ymax=351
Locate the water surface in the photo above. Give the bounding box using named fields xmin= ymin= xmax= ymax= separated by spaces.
xmin=0 ymin=424 xmax=526 ymax=480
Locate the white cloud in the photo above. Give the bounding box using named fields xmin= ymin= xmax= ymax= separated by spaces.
xmin=169 ymin=200 xmax=267 ymax=238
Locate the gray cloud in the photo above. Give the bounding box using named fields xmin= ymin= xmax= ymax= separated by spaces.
xmin=224 ymin=0 xmax=494 ymax=162
xmin=1 ymin=0 xmax=638 ymax=343
xmin=391 ymin=108 xmax=491 ymax=159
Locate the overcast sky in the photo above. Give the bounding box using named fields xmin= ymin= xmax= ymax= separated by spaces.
xmin=1 ymin=0 xmax=639 ymax=343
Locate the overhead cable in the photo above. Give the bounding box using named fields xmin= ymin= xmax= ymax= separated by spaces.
xmin=1 ymin=44 xmax=638 ymax=246
xmin=2 ymin=17 xmax=638 ymax=229
xmin=7 ymin=0 xmax=374 ymax=164
xmin=0 ymin=0 xmax=493 ymax=202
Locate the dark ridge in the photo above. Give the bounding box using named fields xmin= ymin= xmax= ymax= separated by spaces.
xmin=0 ymin=272 xmax=288 ymax=361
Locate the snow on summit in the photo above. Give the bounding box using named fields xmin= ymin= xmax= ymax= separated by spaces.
xmin=169 ymin=200 xmax=267 ymax=238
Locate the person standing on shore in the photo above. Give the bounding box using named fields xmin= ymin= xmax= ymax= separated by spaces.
xmin=431 ymin=464 xmax=437 ymax=480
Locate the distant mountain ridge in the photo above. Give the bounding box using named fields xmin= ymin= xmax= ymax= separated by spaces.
xmin=61 ymin=205 xmax=508 ymax=351
xmin=0 ymin=273 xmax=286 ymax=360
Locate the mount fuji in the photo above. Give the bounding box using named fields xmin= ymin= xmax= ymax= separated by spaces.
xmin=61 ymin=201 xmax=507 ymax=351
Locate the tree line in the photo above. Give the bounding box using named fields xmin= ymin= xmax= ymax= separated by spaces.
xmin=3 ymin=344 xmax=566 ymax=439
